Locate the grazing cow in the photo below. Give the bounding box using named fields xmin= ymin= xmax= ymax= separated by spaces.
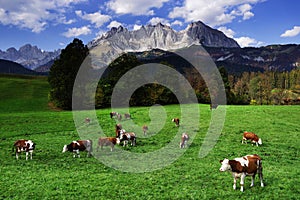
xmin=210 ymin=103 xmax=218 ymax=110
xmin=115 ymin=124 xmax=123 ymax=137
xmin=117 ymin=132 xmax=136 ymax=147
xmin=110 ymin=112 xmax=117 ymax=119
xmin=97 ymin=137 xmax=117 ymax=151
xmin=124 ymin=113 xmax=131 ymax=119
xmin=172 ymin=118 xmax=180 ymax=127
xmin=142 ymin=125 xmax=148 ymax=136
xmin=62 ymin=140 xmax=93 ymax=158
xmin=180 ymin=133 xmax=189 ymax=148
xmin=85 ymin=117 xmax=91 ymax=124
xmin=13 ymin=139 xmax=36 ymax=160
xmin=242 ymin=132 xmax=262 ymax=146
xmin=116 ymin=113 xmax=122 ymax=121
xmin=219 ymin=154 xmax=264 ymax=192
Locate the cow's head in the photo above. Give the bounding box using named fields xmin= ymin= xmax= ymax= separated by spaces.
xmin=26 ymin=140 xmax=35 ymax=150
xmin=219 ymin=159 xmax=231 ymax=172
xmin=62 ymin=145 xmax=68 ymax=153
xmin=258 ymin=138 xmax=262 ymax=145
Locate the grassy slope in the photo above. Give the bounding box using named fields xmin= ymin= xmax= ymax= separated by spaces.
xmin=0 ymin=75 xmax=299 ymax=199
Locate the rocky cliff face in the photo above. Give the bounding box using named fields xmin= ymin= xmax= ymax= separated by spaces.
xmin=88 ymin=21 xmax=240 ymax=52
xmin=0 ymin=44 xmax=60 ymax=69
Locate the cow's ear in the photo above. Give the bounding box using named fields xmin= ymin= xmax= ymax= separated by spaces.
xmin=220 ymin=160 xmax=223 ymax=163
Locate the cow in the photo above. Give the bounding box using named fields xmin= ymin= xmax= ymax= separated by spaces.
xmin=180 ymin=133 xmax=189 ymax=148
xmin=62 ymin=140 xmax=93 ymax=158
xmin=242 ymin=131 xmax=262 ymax=146
xmin=172 ymin=118 xmax=180 ymax=127
xmin=124 ymin=113 xmax=131 ymax=119
xmin=110 ymin=112 xmax=117 ymax=119
xmin=85 ymin=117 xmax=91 ymax=124
xmin=117 ymin=132 xmax=136 ymax=147
xmin=97 ymin=137 xmax=117 ymax=152
xmin=13 ymin=139 xmax=36 ymax=160
xmin=219 ymin=154 xmax=264 ymax=192
xmin=142 ymin=125 xmax=148 ymax=136
xmin=116 ymin=113 xmax=122 ymax=121
xmin=115 ymin=124 xmax=123 ymax=137
xmin=210 ymin=103 xmax=218 ymax=110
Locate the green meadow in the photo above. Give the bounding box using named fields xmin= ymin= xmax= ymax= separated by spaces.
xmin=0 ymin=75 xmax=299 ymax=199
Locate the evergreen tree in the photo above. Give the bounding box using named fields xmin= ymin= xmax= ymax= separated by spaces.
xmin=48 ymin=38 xmax=89 ymax=110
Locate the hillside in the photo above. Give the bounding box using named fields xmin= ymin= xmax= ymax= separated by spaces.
xmin=0 ymin=59 xmax=47 ymax=76
xmin=0 ymin=74 xmax=50 ymax=112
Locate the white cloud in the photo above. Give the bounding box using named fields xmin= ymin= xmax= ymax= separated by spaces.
xmin=218 ymin=26 xmax=263 ymax=47
xmin=168 ymin=0 xmax=262 ymax=27
xmin=62 ymin=26 xmax=91 ymax=38
xmin=133 ymin=24 xmax=142 ymax=30
xmin=107 ymin=0 xmax=169 ymax=15
xmin=148 ymin=17 xmax=170 ymax=26
xmin=107 ymin=20 xmax=123 ymax=29
xmin=218 ymin=26 xmax=235 ymax=38
xmin=76 ymin=10 xmax=111 ymax=28
xmin=0 ymin=0 xmax=87 ymax=33
xmin=171 ymin=20 xmax=183 ymax=26
xmin=280 ymin=26 xmax=300 ymax=37
xmin=235 ymin=36 xmax=261 ymax=47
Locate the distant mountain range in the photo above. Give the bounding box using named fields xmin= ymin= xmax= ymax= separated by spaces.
xmin=0 ymin=44 xmax=60 ymax=70
xmin=0 ymin=59 xmax=47 ymax=75
xmin=0 ymin=21 xmax=299 ymax=75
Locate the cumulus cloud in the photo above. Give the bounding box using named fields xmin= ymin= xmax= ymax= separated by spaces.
xmin=0 ymin=0 xmax=86 ymax=33
xmin=106 ymin=0 xmax=169 ymax=15
xmin=280 ymin=26 xmax=300 ymax=37
xmin=76 ymin=10 xmax=111 ymax=28
xmin=62 ymin=26 xmax=91 ymax=38
xmin=218 ymin=26 xmax=263 ymax=47
xmin=148 ymin=17 xmax=170 ymax=26
xmin=168 ymin=0 xmax=262 ymax=26
xmin=107 ymin=20 xmax=123 ymax=29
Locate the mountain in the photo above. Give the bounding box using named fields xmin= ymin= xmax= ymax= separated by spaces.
xmin=0 ymin=44 xmax=60 ymax=70
xmin=88 ymin=21 xmax=240 ymax=52
xmin=0 ymin=59 xmax=46 ymax=75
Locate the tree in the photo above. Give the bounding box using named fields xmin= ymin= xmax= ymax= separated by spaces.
xmin=48 ymin=38 xmax=89 ymax=110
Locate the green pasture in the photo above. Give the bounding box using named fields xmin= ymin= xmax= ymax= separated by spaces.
xmin=0 ymin=75 xmax=299 ymax=199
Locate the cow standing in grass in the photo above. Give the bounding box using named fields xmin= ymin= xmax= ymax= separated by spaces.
xmin=62 ymin=140 xmax=93 ymax=158
xmin=172 ymin=118 xmax=180 ymax=127
xmin=142 ymin=125 xmax=148 ymax=136
xmin=13 ymin=139 xmax=36 ymax=160
xmin=180 ymin=133 xmax=189 ymax=148
xmin=97 ymin=137 xmax=117 ymax=151
xmin=117 ymin=132 xmax=136 ymax=147
xmin=219 ymin=154 xmax=264 ymax=192
xmin=242 ymin=132 xmax=262 ymax=146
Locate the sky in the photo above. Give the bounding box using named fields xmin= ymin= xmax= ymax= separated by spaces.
xmin=0 ymin=0 xmax=299 ymax=52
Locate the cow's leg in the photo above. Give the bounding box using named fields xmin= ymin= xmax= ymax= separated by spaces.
xmin=110 ymin=144 xmax=114 ymax=152
xmin=30 ymin=151 xmax=33 ymax=160
xmin=240 ymin=173 xmax=246 ymax=192
xmin=233 ymin=177 xmax=237 ymax=190
xmin=26 ymin=152 xmax=29 ymax=160
xmin=258 ymin=166 xmax=264 ymax=187
xmin=16 ymin=152 xmax=19 ymax=160
xmin=250 ymin=175 xmax=255 ymax=187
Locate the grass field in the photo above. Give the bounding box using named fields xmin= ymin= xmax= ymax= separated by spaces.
xmin=0 ymin=75 xmax=299 ymax=199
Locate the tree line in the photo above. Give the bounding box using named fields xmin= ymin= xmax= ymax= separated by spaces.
xmin=48 ymin=39 xmax=300 ymax=110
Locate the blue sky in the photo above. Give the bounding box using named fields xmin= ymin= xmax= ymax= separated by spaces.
xmin=0 ymin=0 xmax=299 ymax=51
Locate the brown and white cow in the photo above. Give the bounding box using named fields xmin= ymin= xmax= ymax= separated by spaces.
xmin=117 ymin=132 xmax=136 ymax=147
xmin=124 ymin=113 xmax=131 ymax=119
xmin=242 ymin=131 xmax=262 ymax=146
xmin=110 ymin=112 xmax=117 ymax=118
xmin=219 ymin=154 xmax=264 ymax=192
xmin=97 ymin=137 xmax=117 ymax=152
xmin=115 ymin=124 xmax=123 ymax=137
xmin=13 ymin=139 xmax=36 ymax=160
xmin=180 ymin=133 xmax=189 ymax=148
xmin=172 ymin=118 xmax=180 ymax=127
xmin=142 ymin=125 xmax=148 ymax=136
xmin=62 ymin=140 xmax=93 ymax=158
